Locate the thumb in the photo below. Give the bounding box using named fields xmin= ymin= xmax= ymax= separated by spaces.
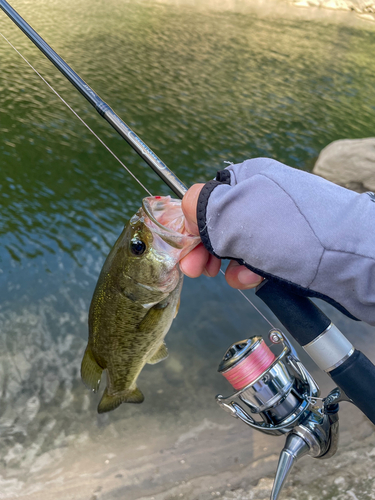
xmin=181 ymin=183 xmax=205 ymax=236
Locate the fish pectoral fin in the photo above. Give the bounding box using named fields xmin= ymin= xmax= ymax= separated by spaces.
xmin=81 ymin=346 xmax=103 ymax=392
xmin=97 ymin=386 xmax=145 ymax=414
xmin=147 ymin=342 xmax=169 ymax=364
xmin=138 ymin=305 xmax=166 ymax=332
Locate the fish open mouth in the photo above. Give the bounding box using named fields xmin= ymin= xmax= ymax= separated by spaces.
xmin=142 ymin=196 xmax=200 ymax=263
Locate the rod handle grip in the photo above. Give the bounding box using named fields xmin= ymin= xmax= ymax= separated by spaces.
xmin=330 ymin=350 xmax=375 ymax=425
xmin=255 ymin=280 xmax=331 ymax=345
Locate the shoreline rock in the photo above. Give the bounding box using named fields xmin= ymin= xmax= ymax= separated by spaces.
xmin=313 ymin=137 xmax=375 ymax=192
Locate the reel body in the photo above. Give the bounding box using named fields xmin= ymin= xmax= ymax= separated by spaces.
xmin=216 ymin=330 xmax=341 ymax=500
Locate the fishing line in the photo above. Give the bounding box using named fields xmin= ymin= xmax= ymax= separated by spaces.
xmin=0 ymin=31 xmax=152 ymax=197
xmin=234 ymin=286 xmax=275 ymax=328
xmin=0 ymin=30 xmax=276 ymax=330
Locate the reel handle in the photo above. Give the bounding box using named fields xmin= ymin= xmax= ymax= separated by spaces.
xmin=256 ymin=279 xmax=375 ymax=425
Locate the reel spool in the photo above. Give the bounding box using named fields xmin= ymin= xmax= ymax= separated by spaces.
xmin=216 ymin=330 xmax=342 ymax=500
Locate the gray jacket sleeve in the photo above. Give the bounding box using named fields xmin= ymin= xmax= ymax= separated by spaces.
xmin=197 ymin=158 xmax=375 ymax=326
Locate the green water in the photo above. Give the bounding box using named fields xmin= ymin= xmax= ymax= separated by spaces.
xmin=0 ymin=0 xmax=375 ymax=498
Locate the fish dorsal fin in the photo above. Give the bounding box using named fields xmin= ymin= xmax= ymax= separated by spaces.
xmin=81 ymin=346 xmax=103 ymax=392
xmin=147 ymin=342 xmax=169 ymax=364
xmin=97 ymin=387 xmax=144 ymax=414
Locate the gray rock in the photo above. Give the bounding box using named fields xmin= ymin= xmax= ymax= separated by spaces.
xmin=313 ymin=137 xmax=375 ymax=192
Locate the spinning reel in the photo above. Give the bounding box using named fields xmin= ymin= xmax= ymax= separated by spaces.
xmin=216 ymin=329 xmax=345 ymax=500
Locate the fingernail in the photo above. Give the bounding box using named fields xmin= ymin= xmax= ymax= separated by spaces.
xmin=203 ymin=268 xmax=211 ymax=277
xmin=238 ymin=269 xmax=263 ymax=288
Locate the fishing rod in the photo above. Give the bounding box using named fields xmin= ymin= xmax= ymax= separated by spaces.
xmin=1 ymin=2 xmax=375 ymax=499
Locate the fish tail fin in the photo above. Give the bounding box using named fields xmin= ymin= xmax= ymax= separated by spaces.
xmin=97 ymin=386 xmax=144 ymax=414
xmin=81 ymin=345 xmax=103 ymax=392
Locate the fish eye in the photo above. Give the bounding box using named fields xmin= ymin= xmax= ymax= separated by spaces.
xmin=130 ymin=239 xmax=146 ymax=256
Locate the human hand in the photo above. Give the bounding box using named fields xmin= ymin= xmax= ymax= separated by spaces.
xmin=177 ymin=157 xmax=375 ymax=326
xmin=180 ymin=184 xmax=263 ymax=289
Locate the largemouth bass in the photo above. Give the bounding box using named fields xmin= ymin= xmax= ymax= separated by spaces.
xmin=81 ymin=196 xmax=199 ymax=413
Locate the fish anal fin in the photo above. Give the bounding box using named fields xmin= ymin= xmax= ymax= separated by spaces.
xmin=147 ymin=342 xmax=169 ymax=364
xmin=81 ymin=346 xmax=103 ymax=392
xmin=97 ymin=386 xmax=144 ymax=414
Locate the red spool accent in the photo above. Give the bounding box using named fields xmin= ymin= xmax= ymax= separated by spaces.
xmin=222 ymin=341 xmax=276 ymax=390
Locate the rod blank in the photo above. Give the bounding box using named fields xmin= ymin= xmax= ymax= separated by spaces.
xmin=0 ymin=0 xmax=187 ymax=199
